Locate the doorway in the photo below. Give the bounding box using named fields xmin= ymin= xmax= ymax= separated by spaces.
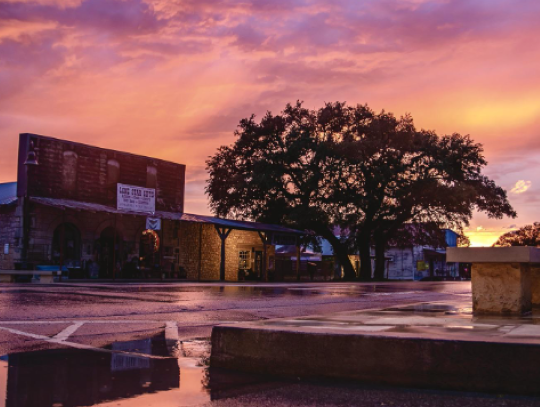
xmin=254 ymin=251 xmax=263 ymax=279
xmin=52 ymin=223 xmax=81 ymax=267
xmin=139 ymin=229 xmax=160 ymax=276
xmin=98 ymin=227 xmax=123 ymax=278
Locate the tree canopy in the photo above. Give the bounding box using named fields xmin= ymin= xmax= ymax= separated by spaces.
xmin=206 ymin=101 xmax=516 ymax=280
xmin=494 ymin=223 xmax=540 ymax=247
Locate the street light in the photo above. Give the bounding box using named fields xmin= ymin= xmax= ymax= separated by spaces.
xmin=24 ymin=141 xmax=39 ymax=166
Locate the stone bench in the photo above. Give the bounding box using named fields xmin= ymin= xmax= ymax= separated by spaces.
xmin=447 ymin=247 xmax=540 ymax=315
xmin=0 ymin=270 xmax=58 ymax=284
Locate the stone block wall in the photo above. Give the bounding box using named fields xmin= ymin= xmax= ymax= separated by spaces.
xmin=0 ymin=204 xmax=21 ymax=269
xmin=25 ymin=203 xmax=148 ymax=266
xmin=177 ymin=223 xmax=274 ymax=281
xmin=472 ymin=262 xmax=532 ymax=315
xmin=2 ymin=201 xmax=278 ymax=280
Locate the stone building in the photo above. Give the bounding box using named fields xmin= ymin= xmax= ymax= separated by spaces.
xmin=0 ymin=133 xmax=302 ymax=281
xmin=315 ymin=228 xmax=460 ymax=280
xmin=384 ymin=229 xmax=459 ymax=280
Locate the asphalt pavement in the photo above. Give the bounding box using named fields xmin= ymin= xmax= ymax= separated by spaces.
xmin=1 ymin=281 xmax=538 ymax=406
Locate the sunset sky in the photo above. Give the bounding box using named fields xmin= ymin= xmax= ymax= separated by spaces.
xmin=1 ymin=0 xmax=539 ymax=246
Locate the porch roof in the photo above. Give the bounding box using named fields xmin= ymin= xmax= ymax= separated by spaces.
xmin=0 ymin=182 xmax=17 ymax=206
xmin=30 ymin=196 xmax=304 ymax=236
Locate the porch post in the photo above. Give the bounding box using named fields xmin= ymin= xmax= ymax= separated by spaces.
xmin=215 ymin=226 xmax=232 ymax=281
xmin=258 ymin=231 xmax=268 ymax=282
xmin=59 ymin=210 xmax=65 ymax=282
xmin=112 ymin=214 xmax=117 ymax=281
xmin=296 ymin=240 xmax=301 ymax=281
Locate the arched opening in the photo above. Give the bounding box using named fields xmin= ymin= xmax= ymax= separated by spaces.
xmin=98 ymin=227 xmax=123 ymax=278
xmin=139 ymin=229 xmax=160 ymax=275
xmin=52 ymin=223 xmax=81 ymax=267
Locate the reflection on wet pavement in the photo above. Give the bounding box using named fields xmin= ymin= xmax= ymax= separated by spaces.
xmin=0 ymin=335 xmax=288 ymax=407
xmin=258 ymin=301 xmax=540 ymax=343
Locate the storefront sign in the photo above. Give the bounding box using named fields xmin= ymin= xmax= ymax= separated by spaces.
xmin=117 ymin=183 xmax=155 ymax=213
xmin=146 ymin=217 xmax=161 ymax=231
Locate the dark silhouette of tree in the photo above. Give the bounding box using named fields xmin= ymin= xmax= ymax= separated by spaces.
xmin=366 ymin=130 xmax=516 ymax=280
xmin=206 ymin=101 xmax=516 ymax=281
xmin=206 ymin=102 xmax=359 ymax=280
xmin=494 ymin=223 xmax=540 ymax=247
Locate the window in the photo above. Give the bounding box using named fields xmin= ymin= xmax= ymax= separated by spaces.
xmin=238 ymin=250 xmax=251 ymax=270
xmin=62 ymin=151 xmax=78 ymax=191
xmin=147 ymin=166 xmax=157 ymax=189
xmin=107 ymin=159 xmax=120 ymax=186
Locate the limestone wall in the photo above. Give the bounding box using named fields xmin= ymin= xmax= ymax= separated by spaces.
xmin=0 ymin=204 xmax=21 ymax=269
xmin=178 ymin=223 xmax=274 ymax=281
xmin=472 ymin=262 xmax=532 ymax=314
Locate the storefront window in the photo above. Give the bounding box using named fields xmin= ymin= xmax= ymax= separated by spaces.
xmin=238 ymin=250 xmax=251 ymax=269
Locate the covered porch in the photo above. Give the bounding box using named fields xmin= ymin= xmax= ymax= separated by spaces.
xmin=23 ymin=196 xmax=303 ymax=281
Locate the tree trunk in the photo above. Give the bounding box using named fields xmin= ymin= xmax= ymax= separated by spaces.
xmin=373 ymin=237 xmax=387 ymax=281
xmin=357 ymin=234 xmax=372 ymax=281
xmin=319 ymin=229 xmax=357 ymax=281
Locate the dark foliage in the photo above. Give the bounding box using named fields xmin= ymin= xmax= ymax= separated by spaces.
xmin=494 ymin=223 xmax=540 ymax=247
xmin=206 ymin=101 xmax=516 ymax=280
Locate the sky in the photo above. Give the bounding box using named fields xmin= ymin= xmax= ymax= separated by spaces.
xmin=1 ymin=0 xmax=539 ymax=246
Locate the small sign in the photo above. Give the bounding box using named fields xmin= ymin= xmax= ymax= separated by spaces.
xmin=117 ymin=183 xmax=155 ymax=213
xmin=146 ymin=217 xmax=161 ymax=231
xmin=3 ymin=244 xmax=8 ymax=255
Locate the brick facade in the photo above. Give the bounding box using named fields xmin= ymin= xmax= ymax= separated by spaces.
xmin=0 ymin=133 xmax=289 ymax=281
xmin=19 ymin=133 xmax=185 ymax=212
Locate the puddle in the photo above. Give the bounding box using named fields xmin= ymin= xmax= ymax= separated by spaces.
xmin=383 ymin=302 xmax=473 ymax=315
xmin=0 ymin=335 xmax=286 ymax=407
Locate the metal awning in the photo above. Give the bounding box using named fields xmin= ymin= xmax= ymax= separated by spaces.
xmin=0 ymin=182 xmax=17 ymax=206
xmin=29 ymin=196 xmax=304 ymax=236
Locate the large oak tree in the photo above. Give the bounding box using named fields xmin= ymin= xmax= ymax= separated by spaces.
xmin=206 ymin=101 xmax=516 ymax=281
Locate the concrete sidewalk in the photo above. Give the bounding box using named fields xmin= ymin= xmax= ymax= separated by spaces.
xmin=211 ymin=302 xmax=540 ymax=395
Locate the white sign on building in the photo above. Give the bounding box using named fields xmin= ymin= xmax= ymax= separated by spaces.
xmin=117 ymin=183 xmax=156 ymax=213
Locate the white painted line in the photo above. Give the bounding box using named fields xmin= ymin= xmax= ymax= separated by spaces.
xmin=0 ymin=320 xmax=165 ymax=325
xmin=53 ymin=322 xmax=85 ymax=341
xmin=0 ymin=326 xmax=173 ymax=360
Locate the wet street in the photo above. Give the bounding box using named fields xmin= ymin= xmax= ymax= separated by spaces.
xmin=1 ymin=281 xmax=539 ymax=406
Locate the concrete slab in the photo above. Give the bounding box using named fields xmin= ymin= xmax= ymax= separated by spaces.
xmin=211 ymin=301 xmax=540 ymax=395
xmin=447 ymin=246 xmax=540 ymax=263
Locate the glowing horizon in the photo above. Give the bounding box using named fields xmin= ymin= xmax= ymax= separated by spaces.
xmin=1 ymin=0 xmax=539 ymax=247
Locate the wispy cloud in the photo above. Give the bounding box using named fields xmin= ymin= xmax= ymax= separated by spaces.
xmin=1 ymin=0 xmax=540 ymax=219
xmin=510 ymin=180 xmax=532 ymax=194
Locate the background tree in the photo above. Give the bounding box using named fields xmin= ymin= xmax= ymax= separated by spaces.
xmin=457 ymin=234 xmax=471 ymax=247
xmin=493 ymin=223 xmax=540 ymax=247
xmin=367 ymin=132 xmax=516 ymax=280
xmin=206 ymin=101 xmax=516 ymax=281
xmin=206 ymin=102 xmax=358 ymax=280
xmin=319 ymin=104 xmax=515 ymax=280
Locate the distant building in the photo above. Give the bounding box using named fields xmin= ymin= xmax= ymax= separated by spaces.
xmin=0 ymin=133 xmax=302 ymax=280
xmin=385 ymin=229 xmax=459 ymax=280
xmin=315 ymin=227 xmax=460 ymax=280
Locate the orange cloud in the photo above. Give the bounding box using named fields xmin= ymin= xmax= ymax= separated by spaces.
xmin=511 ymin=180 xmax=532 ymax=194
xmin=0 ymin=0 xmax=539 ymax=221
